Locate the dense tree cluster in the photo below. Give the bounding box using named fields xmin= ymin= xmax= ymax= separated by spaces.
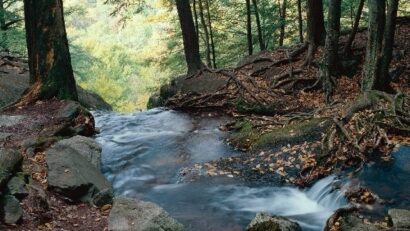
xmin=1 ymin=0 xmax=410 ymax=108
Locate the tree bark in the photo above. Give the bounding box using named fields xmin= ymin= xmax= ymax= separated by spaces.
xmin=246 ymin=0 xmax=253 ymax=55
xmin=324 ymin=0 xmax=341 ymax=75
xmin=21 ymin=0 xmax=78 ymax=103
xmin=343 ymin=0 xmax=365 ymax=54
xmin=193 ymin=0 xmax=200 ymax=40
xmin=252 ymin=0 xmax=265 ymax=51
xmin=205 ymin=0 xmax=216 ymax=68
xmin=279 ymin=0 xmax=287 ymax=46
xmin=297 ymin=0 xmax=304 ymax=43
xmin=362 ymin=0 xmax=386 ymax=91
xmin=304 ymin=0 xmax=325 ymax=65
xmin=322 ymin=0 xmax=341 ymax=103
xmin=380 ymin=0 xmax=399 ymax=86
xmin=0 ymin=0 xmax=5 ymax=30
xmin=176 ymin=0 xmax=202 ymax=75
xmin=198 ymin=0 xmax=211 ymax=67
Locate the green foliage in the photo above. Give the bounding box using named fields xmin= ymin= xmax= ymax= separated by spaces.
xmin=65 ymin=0 xmax=179 ymax=112
xmin=1 ymin=0 xmax=409 ymax=112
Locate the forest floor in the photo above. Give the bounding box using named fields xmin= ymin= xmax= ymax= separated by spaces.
xmin=169 ymin=17 xmax=410 ymax=228
xmin=0 ymin=97 xmax=110 ymax=230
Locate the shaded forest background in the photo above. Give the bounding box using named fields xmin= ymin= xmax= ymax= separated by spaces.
xmin=1 ymin=0 xmax=410 ymax=111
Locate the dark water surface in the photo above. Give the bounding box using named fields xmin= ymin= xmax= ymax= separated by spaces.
xmin=94 ymin=109 xmax=410 ymax=231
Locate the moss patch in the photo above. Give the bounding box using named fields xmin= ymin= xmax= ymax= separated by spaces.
xmin=230 ymin=118 xmax=332 ymax=151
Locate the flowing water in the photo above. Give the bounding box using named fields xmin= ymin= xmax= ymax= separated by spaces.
xmin=94 ymin=109 xmax=350 ymax=231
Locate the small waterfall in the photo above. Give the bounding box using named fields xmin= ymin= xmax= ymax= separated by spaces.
xmin=214 ymin=176 xmax=349 ymax=231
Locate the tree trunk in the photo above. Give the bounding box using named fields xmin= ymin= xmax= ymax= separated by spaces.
xmin=198 ymin=0 xmax=211 ymax=67
xmin=279 ymin=0 xmax=287 ymax=46
xmin=322 ymin=0 xmax=341 ymax=103
xmin=21 ymin=0 xmax=78 ymax=103
xmin=304 ymin=0 xmax=325 ymax=65
xmin=176 ymin=0 xmax=202 ymax=75
xmin=205 ymin=0 xmax=216 ymax=68
xmin=193 ymin=0 xmax=200 ymax=40
xmin=246 ymin=0 xmax=253 ymax=55
xmin=324 ymin=0 xmax=341 ymax=75
xmin=0 ymin=0 xmax=5 ymax=30
xmin=362 ymin=0 xmax=386 ymax=91
xmin=252 ymin=0 xmax=265 ymax=51
xmin=343 ymin=0 xmax=365 ymax=54
xmin=380 ymin=0 xmax=399 ymax=86
xmin=297 ymin=0 xmax=304 ymax=43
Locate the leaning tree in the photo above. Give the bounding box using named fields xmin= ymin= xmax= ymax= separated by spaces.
xmin=20 ymin=0 xmax=78 ymax=104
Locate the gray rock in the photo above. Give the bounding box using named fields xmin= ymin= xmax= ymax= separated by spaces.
xmin=46 ymin=143 xmax=112 ymax=205
xmin=389 ymin=209 xmax=410 ymax=231
xmin=93 ymin=188 xmax=113 ymax=207
xmin=52 ymin=136 xmax=102 ymax=169
xmin=246 ymin=213 xmax=302 ymax=231
xmin=0 ymin=148 xmax=22 ymax=189
xmin=325 ymin=210 xmax=382 ymax=231
xmin=0 ymin=115 xmax=25 ymax=127
xmin=6 ymin=173 xmax=28 ymax=199
xmin=108 ymin=197 xmax=185 ymax=231
xmin=0 ymin=195 xmax=23 ymax=225
xmin=0 ymin=132 xmax=12 ymax=141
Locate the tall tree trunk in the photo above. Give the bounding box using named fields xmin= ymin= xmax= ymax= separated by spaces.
xmin=0 ymin=0 xmax=5 ymax=30
xmin=252 ymin=0 xmax=265 ymax=51
xmin=205 ymin=0 xmax=216 ymax=68
xmin=193 ymin=0 xmax=200 ymax=40
xmin=176 ymin=0 xmax=202 ymax=75
xmin=362 ymin=0 xmax=386 ymax=91
xmin=279 ymin=0 xmax=287 ymax=46
xmin=322 ymin=0 xmax=341 ymax=103
xmin=198 ymin=0 xmax=211 ymax=67
xmin=297 ymin=0 xmax=304 ymax=43
xmin=380 ymin=0 xmax=399 ymax=86
xmin=324 ymin=0 xmax=341 ymax=75
xmin=21 ymin=0 xmax=78 ymax=103
xmin=344 ymin=0 xmax=365 ymax=54
xmin=304 ymin=0 xmax=325 ymax=65
xmin=246 ymin=0 xmax=253 ymax=55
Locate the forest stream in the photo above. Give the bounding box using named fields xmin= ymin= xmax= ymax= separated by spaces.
xmin=92 ymin=108 xmax=410 ymax=231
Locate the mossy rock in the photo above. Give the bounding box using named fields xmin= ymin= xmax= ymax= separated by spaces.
xmin=230 ymin=118 xmax=331 ymax=151
xmin=247 ymin=213 xmax=302 ymax=231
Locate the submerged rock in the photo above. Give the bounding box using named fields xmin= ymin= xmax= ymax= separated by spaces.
xmin=246 ymin=213 xmax=302 ymax=231
xmin=108 ymin=197 xmax=185 ymax=231
xmin=389 ymin=209 xmax=410 ymax=231
xmin=0 ymin=195 xmax=23 ymax=225
xmin=46 ymin=139 xmax=112 ymax=206
xmin=0 ymin=148 xmax=22 ymax=189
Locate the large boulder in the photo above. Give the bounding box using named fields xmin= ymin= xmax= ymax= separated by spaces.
xmin=108 ymin=197 xmax=185 ymax=231
xmin=246 ymin=213 xmax=302 ymax=231
xmin=0 ymin=148 xmax=22 ymax=189
xmin=45 ymin=139 xmax=112 ymax=206
xmin=389 ymin=209 xmax=410 ymax=231
xmin=51 ymin=136 xmax=102 ymax=169
xmin=0 ymin=195 xmax=23 ymax=225
xmin=148 ymin=73 xmax=228 ymax=109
